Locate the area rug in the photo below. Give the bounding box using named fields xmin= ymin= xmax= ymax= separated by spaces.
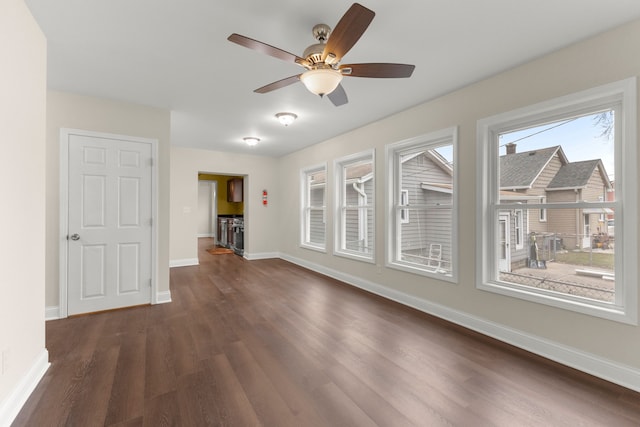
xmin=207 ymin=247 xmax=234 ymax=255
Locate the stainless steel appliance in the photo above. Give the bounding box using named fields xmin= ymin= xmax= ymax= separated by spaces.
xmin=232 ymin=218 xmax=244 ymax=255
xmin=218 ymin=217 xmax=227 ymax=247
xmin=227 ymin=218 xmax=235 ymax=249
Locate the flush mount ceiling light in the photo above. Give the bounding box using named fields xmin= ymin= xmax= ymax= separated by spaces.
xmin=299 ymin=68 xmax=343 ymax=97
xmin=275 ymin=112 xmax=298 ymax=126
xmin=243 ymin=137 xmax=260 ymax=146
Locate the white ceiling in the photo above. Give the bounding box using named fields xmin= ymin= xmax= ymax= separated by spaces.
xmin=25 ymin=0 xmax=640 ymax=157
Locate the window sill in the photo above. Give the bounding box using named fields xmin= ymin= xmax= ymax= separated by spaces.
xmin=477 ymin=279 xmax=637 ymax=325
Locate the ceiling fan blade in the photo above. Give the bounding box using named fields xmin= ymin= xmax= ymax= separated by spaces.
xmin=340 ymin=63 xmax=415 ymax=78
xmin=327 ymin=84 xmax=348 ymax=106
xmin=322 ymin=3 xmax=375 ymax=62
xmin=228 ymin=33 xmax=307 ymax=66
xmin=254 ymin=75 xmax=301 ymax=94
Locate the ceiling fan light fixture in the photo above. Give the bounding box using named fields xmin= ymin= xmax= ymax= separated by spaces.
xmin=275 ymin=112 xmax=298 ymax=126
xmin=243 ymin=137 xmax=260 ymax=146
xmin=300 ymin=68 xmax=343 ymax=97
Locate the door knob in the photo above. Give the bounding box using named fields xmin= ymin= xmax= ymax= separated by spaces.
xmin=70 ymin=234 xmax=80 ymax=241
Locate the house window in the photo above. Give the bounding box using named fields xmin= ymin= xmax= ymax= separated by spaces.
xmin=539 ymin=197 xmax=547 ymax=222
xmin=514 ymin=209 xmax=524 ymax=250
xmin=386 ymin=127 xmax=457 ymax=281
xmin=300 ymin=163 xmax=327 ymax=251
xmin=477 ymin=78 xmax=637 ymax=324
xmin=334 ymin=150 xmax=375 ymax=261
xmin=400 ymin=189 xmax=409 ymax=223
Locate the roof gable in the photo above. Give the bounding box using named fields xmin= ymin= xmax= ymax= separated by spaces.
xmin=500 ymin=146 xmax=565 ymax=189
xmin=547 ymin=159 xmax=610 ymax=190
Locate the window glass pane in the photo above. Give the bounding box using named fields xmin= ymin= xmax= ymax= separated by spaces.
xmin=343 ymin=207 xmax=374 ymax=253
xmin=497 ymin=208 xmax=615 ymax=303
xmin=499 ymin=111 xmax=614 ymax=204
xmin=335 ymin=152 xmax=374 ymax=260
xmin=389 ymin=133 xmax=456 ymax=279
xmin=302 ymin=165 xmax=326 ymax=250
xmin=309 ymin=171 xmax=326 ymax=208
xmin=308 ymin=208 xmax=325 ymax=245
xmin=399 ymin=206 xmax=453 ymax=274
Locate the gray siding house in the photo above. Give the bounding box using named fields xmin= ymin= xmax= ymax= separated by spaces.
xmin=499 ymin=144 xmax=612 ymax=270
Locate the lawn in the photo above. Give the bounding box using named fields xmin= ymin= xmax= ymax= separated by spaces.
xmin=555 ymin=251 xmax=614 ymax=270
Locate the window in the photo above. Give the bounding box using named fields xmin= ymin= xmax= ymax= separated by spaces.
xmin=477 ymin=78 xmax=637 ymax=324
xmin=515 ymin=209 xmax=524 ymax=250
xmin=386 ymin=127 xmax=457 ymax=281
xmin=334 ymin=150 xmax=375 ymax=261
xmin=400 ymin=190 xmax=410 ymax=223
xmin=300 ymin=163 xmax=327 ymax=251
xmin=539 ymin=197 xmax=547 ymax=222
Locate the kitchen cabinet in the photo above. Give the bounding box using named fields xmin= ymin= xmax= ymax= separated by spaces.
xmin=227 ymin=178 xmax=243 ymax=202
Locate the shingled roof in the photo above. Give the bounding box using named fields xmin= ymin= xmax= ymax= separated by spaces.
xmin=547 ymin=159 xmax=611 ymax=190
xmin=500 ymin=146 xmax=566 ymax=189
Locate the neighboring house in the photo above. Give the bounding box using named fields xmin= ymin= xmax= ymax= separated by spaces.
xmin=343 ymin=163 xmax=374 ymax=253
xmin=499 ymin=143 xmax=612 ymax=270
xmin=400 ymin=150 xmax=453 ymax=272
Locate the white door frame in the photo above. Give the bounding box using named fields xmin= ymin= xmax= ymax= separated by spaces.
xmin=498 ymin=213 xmax=511 ymax=272
xmin=59 ymin=128 xmax=159 ymax=318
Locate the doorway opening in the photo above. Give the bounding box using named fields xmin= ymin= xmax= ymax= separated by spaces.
xmin=197 ymin=172 xmax=246 ymax=259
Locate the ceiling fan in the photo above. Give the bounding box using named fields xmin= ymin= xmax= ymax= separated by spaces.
xmin=227 ymin=3 xmax=415 ymax=106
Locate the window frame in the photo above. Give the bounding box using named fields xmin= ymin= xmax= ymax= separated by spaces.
xmin=300 ymin=162 xmax=327 ymax=252
xmin=539 ymin=196 xmax=547 ymax=222
xmin=386 ymin=127 xmax=458 ymax=282
xmin=514 ymin=209 xmax=524 ymax=250
xmin=476 ymin=78 xmax=638 ymax=324
xmin=333 ymin=149 xmax=376 ymax=263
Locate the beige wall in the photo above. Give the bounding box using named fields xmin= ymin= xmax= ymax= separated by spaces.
xmin=0 ymin=0 xmax=47 ymax=407
xmin=277 ymin=19 xmax=640 ymax=370
xmin=170 ymin=147 xmax=279 ymax=263
xmin=45 ymin=91 xmax=171 ymax=308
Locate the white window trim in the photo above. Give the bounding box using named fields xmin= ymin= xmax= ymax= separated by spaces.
xmin=476 ymin=77 xmax=637 ymax=324
xmin=333 ymin=150 xmax=375 ymax=263
xmin=539 ymin=196 xmax=547 ymax=222
xmin=300 ymin=162 xmax=327 ymax=252
xmin=385 ymin=127 xmax=458 ymax=282
xmin=515 ymin=209 xmax=524 ymax=250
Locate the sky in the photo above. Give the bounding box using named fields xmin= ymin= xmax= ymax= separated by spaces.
xmin=499 ymin=112 xmax=615 ymax=180
xmin=431 ymin=110 xmax=614 ymax=180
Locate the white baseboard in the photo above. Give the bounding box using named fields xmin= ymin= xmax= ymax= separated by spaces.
xmin=155 ymin=290 xmax=172 ymax=304
xmin=0 ymin=349 xmax=50 ymax=427
xmin=244 ymin=251 xmax=280 ymax=260
xmin=197 ymin=233 xmax=214 ymax=238
xmin=45 ymin=306 xmax=60 ymax=321
xmin=169 ymin=258 xmax=199 ymax=268
xmin=279 ymin=253 xmax=640 ymax=393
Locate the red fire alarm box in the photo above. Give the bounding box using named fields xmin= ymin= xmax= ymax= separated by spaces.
xmin=262 ymin=189 xmax=268 ymax=206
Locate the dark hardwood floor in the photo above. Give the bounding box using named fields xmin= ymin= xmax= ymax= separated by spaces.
xmin=13 ymin=238 xmax=640 ymax=426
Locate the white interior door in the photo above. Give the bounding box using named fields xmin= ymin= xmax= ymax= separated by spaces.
xmin=66 ymin=132 xmax=153 ymax=315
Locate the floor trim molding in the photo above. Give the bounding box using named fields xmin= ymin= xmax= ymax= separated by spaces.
xmin=0 ymin=349 xmax=50 ymax=427
xmin=244 ymin=251 xmax=279 ymax=260
xmin=45 ymin=306 xmax=60 ymax=321
xmin=279 ymin=253 xmax=640 ymax=393
xmin=169 ymin=258 xmax=199 ymax=268
xmin=155 ymin=290 xmax=172 ymax=304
